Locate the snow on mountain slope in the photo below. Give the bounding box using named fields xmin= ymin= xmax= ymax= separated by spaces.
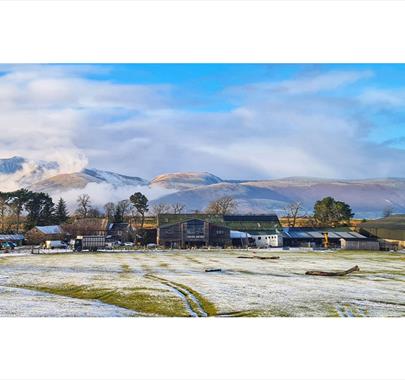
xmin=31 ymin=169 xmax=147 ymax=193
xmin=150 ymin=172 xmax=223 ymax=190
xmin=151 ymin=176 xmax=405 ymax=217
xmin=0 ymin=156 xmax=60 ymax=191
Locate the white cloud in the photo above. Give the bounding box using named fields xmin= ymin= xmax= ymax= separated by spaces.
xmin=1 ymin=64 xmax=405 ymax=203
xmin=55 ymin=182 xmax=176 ymax=212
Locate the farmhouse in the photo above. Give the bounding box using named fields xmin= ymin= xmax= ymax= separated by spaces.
xmin=157 ymin=214 xmax=282 ymax=248
xmin=107 ymin=222 xmax=134 ymax=242
xmin=359 ymin=214 xmax=405 ymax=250
xmin=25 ymin=225 xmax=64 ymax=245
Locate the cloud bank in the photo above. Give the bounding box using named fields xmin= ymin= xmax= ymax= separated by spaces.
xmin=1 ymin=64 xmax=405 ymax=195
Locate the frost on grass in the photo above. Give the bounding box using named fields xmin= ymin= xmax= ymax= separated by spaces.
xmin=0 ymin=250 xmax=404 ymax=317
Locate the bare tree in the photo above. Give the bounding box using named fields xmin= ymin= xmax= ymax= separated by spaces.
xmin=104 ymin=202 xmax=116 ymax=221
xmin=151 ymin=203 xmax=171 ymax=216
xmin=87 ymin=207 xmax=102 ymax=218
xmin=283 ymin=201 xmax=304 ymax=227
xmin=76 ymin=194 xmax=91 ymax=218
xmin=115 ymin=199 xmax=132 ymax=222
xmin=205 ymin=196 xmax=238 ymax=215
xmin=171 ymin=202 xmax=186 ymax=214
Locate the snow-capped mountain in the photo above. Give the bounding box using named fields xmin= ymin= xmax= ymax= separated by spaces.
xmin=30 ymin=168 xmax=147 ymax=193
xmin=1 ymin=156 xmax=405 ymax=217
xmin=0 ymin=156 xmax=147 ymax=193
xmin=150 ymin=172 xmax=223 ymax=190
xmin=0 ymin=156 xmax=60 ymax=191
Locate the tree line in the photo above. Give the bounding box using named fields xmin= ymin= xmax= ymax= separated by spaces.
xmin=0 ymin=189 xmax=69 ymax=233
xmin=0 ymin=186 xmax=357 ymax=234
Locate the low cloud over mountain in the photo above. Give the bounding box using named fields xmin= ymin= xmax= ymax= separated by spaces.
xmin=1 ymin=156 xmax=404 ymax=217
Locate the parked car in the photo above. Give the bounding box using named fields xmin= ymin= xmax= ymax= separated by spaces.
xmin=1 ymin=242 xmax=15 ymax=250
xmin=123 ymin=242 xmax=134 ymax=247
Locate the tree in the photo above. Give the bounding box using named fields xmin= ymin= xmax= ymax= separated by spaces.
xmin=9 ymin=188 xmax=31 ymax=233
xmin=313 ymin=196 xmax=354 ymax=227
xmin=171 ymin=202 xmax=186 ymax=214
xmin=129 ymin=192 xmax=149 ymax=228
xmin=382 ymin=205 xmax=394 ymax=218
xmin=76 ymin=194 xmax=91 ymax=218
xmin=104 ymin=202 xmax=116 ymax=221
xmin=205 ymin=196 xmax=238 ymax=215
xmin=114 ymin=200 xmax=132 ymax=222
xmin=55 ymin=198 xmax=69 ymax=224
xmin=151 ymin=203 xmax=171 ymax=216
xmin=87 ymin=207 xmax=102 ymax=218
xmin=283 ymin=201 xmax=304 ymax=227
xmin=25 ymin=192 xmax=55 ymax=229
xmin=0 ymin=192 xmax=11 ymax=232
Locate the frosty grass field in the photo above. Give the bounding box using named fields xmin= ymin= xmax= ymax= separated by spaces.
xmin=0 ymin=249 xmax=404 ymax=317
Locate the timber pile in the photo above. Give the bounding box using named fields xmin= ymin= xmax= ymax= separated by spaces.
xmin=237 ymin=256 xmax=280 ymax=260
xmin=305 ymin=265 xmax=360 ymax=276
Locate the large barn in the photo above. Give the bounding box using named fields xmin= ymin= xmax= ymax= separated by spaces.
xmin=157 ymin=214 xmax=282 ymax=248
xmin=360 ymin=214 xmax=405 ymax=249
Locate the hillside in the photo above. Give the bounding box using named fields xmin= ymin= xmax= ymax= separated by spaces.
xmin=150 ymin=172 xmax=223 ymax=190
xmin=1 ymin=156 xmax=405 ymax=217
xmin=151 ymin=177 xmax=405 ymax=218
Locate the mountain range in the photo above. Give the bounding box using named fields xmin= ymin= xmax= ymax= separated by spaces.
xmin=1 ymin=156 xmax=405 ymax=218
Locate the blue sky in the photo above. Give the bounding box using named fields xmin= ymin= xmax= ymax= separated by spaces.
xmin=78 ymin=63 xmax=405 ymax=144
xmin=1 ymin=63 xmax=405 ymax=180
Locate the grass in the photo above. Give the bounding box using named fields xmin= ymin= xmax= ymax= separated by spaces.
xmin=145 ymin=274 xmax=218 ymax=316
xmin=169 ymin=280 xmax=218 ymax=316
xmin=15 ymin=284 xmax=190 ymax=317
xmin=120 ymin=264 xmax=132 ymax=273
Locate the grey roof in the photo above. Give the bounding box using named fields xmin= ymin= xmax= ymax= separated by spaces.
xmin=0 ymin=234 xmax=24 ymax=240
xmin=283 ymin=228 xmax=367 ymax=240
xmin=36 ymin=225 xmax=63 ymax=234
xmin=230 ymin=230 xmax=252 ymax=239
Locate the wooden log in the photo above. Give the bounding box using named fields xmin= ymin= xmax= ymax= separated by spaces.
xmin=305 ymin=265 xmax=360 ymax=276
xmin=237 ymin=256 xmax=280 ymax=260
xmin=205 ymin=268 xmax=222 ymax=273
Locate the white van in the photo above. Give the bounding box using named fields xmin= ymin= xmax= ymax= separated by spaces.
xmin=44 ymin=240 xmax=67 ymax=249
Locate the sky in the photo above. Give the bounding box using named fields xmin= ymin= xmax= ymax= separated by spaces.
xmin=1 ymin=63 xmax=405 ymax=180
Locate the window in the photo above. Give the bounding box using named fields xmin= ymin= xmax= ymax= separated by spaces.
xmin=185 ymin=220 xmax=205 ymax=239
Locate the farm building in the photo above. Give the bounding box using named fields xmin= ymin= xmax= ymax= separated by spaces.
xmin=157 ymin=214 xmax=282 ymax=248
xmin=340 ymin=237 xmax=380 ymax=250
xmin=107 ymin=223 xmax=135 ymax=242
xmin=62 ymin=218 xmax=109 ymax=238
xmin=0 ymin=234 xmax=25 ymax=246
xmin=359 ymin=215 xmax=405 ymax=249
xmin=25 ymin=225 xmax=64 ymax=245
xmin=282 ymin=227 xmax=372 ymax=249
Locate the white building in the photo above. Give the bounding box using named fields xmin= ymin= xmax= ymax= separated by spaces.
xmin=252 ymin=234 xmax=283 ymax=248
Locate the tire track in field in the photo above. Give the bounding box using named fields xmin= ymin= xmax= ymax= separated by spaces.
xmin=145 ymin=274 xmax=208 ymax=317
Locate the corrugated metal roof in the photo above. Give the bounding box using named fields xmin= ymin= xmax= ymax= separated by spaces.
xmin=36 ymin=225 xmax=63 ymax=234
xmin=283 ymin=228 xmax=367 ymax=240
xmin=230 ymin=230 xmax=252 ymax=239
xmin=0 ymin=234 xmax=24 ymax=240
